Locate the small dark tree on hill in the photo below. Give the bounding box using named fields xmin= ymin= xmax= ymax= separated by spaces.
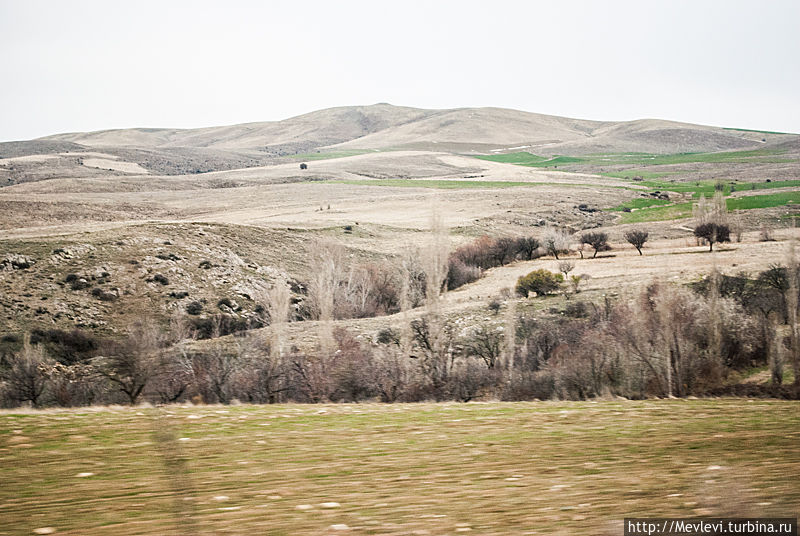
xmin=624 ymin=229 xmax=649 ymax=255
xmin=580 ymin=231 xmax=609 ymax=258
xmin=515 ymin=237 xmax=541 ymax=260
xmin=694 ymin=223 xmax=730 ymax=252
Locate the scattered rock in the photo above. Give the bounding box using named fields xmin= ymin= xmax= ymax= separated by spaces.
xmin=2 ymin=254 xmax=34 ymax=270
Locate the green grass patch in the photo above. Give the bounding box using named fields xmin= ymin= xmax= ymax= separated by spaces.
xmin=723 ymin=127 xmax=795 ymax=135
xmin=473 ymin=152 xmax=549 ymax=165
xmin=611 ymin=197 xmax=673 ymax=212
xmin=726 ymin=191 xmax=800 ymax=210
xmin=619 ymin=202 xmax=693 ymax=223
xmin=476 ymin=148 xmax=795 ymax=169
xmin=631 ymin=179 xmax=800 ymax=199
xmin=744 ymin=179 xmax=800 ymax=192
xmin=616 ymin=191 xmax=800 ymax=223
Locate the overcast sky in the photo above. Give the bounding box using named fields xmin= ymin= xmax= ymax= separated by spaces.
xmin=1 ymin=0 xmax=798 ymax=141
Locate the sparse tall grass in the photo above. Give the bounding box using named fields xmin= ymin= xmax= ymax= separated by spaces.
xmin=265 ymin=279 xmax=291 ymax=360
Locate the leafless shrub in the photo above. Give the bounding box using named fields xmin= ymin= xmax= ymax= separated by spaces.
xmin=558 ymin=260 xmax=575 ymax=278
xmin=0 ymin=334 xmax=52 ymax=407
xmin=288 ymin=351 xmax=332 ymax=403
xmin=39 ymin=361 xmax=98 ymax=406
xmin=410 ymin=316 xmax=455 ymax=399
xmin=328 ymin=328 xmax=378 ymax=402
xmin=542 ymin=227 xmax=571 ymax=259
xmin=447 ymin=259 xmax=482 ymax=290
xmin=462 ymin=324 xmax=504 ymax=369
xmin=488 ymin=297 xmax=502 ymax=315
xmin=373 ymin=347 xmax=415 ymax=402
xmin=447 ymin=234 xmax=542 ymax=290
xmin=97 ymin=318 xmax=165 ymax=405
xmin=550 ymin=331 xmax=618 ymax=400
xmin=501 ymin=369 xmax=557 ymax=401
xmin=189 ymin=337 xmax=243 ymax=404
xmin=447 ymin=358 xmax=499 ymax=402
xmin=766 ymin=314 xmax=784 ymax=385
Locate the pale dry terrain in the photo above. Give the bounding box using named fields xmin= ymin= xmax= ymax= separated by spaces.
xmin=1 ymin=102 xmax=799 ymax=346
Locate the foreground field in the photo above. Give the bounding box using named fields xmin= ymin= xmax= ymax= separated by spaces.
xmin=1 ymin=400 xmax=798 ymax=535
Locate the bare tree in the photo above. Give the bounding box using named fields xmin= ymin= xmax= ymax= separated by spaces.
xmin=463 ymin=325 xmax=504 ymax=369
xmin=515 ymin=237 xmax=541 ymax=260
xmin=1 ymin=334 xmax=51 ymax=407
xmin=580 ymin=231 xmax=610 ymax=258
xmin=415 ymin=210 xmax=454 ymax=396
xmin=266 ymin=279 xmax=292 ymax=359
xmin=410 ymin=317 xmax=455 ymax=397
xmin=307 ymin=240 xmax=344 ymax=353
xmin=694 ymin=191 xmax=729 ymax=252
xmin=191 ymin=339 xmax=242 ymax=404
xmin=694 ymin=191 xmax=728 ymax=227
xmin=766 ymin=313 xmax=784 ymax=385
xmin=624 ymin=229 xmax=649 ymax=255
xmin=694 ymin=223 xmax=731 ymax=252
xmin=98 ymin=319 xmax=164 ymax=405
xmin=542 ymin=227 xmax=570 ymax=260
xmin=558 ymin=260 xmax=575 ymax=279
xmin=503 ymin=298 xmax=517 ymax=371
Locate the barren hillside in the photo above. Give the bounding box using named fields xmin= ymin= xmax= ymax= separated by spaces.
xmin=22 ymin=103 xmax=798 ymax=161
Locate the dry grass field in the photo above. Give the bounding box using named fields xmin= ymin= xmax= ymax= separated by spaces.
xmin=2 ymin=400 xmax=799 ymax=536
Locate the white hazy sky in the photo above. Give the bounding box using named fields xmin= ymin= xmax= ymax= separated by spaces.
xmin=1 ymin=0 xmax=798 ymax=141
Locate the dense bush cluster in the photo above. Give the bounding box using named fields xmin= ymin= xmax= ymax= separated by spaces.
xmin=447 ymin=235 xmax=541 ymax=290
xmin=2 ymin=264 xmax=798 ymax=407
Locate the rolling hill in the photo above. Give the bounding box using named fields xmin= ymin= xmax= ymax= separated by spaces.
xmin=20 ymin=103 xmax=799 ymax=160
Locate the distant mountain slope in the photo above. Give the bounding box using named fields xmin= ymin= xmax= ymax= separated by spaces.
xmin=327 ymin=107 xmax=607 ymax=151
xmin=40 ymin=104 xmax=438 ymax=155
xmin=28 ymin=103 xmax=800 ymax=158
